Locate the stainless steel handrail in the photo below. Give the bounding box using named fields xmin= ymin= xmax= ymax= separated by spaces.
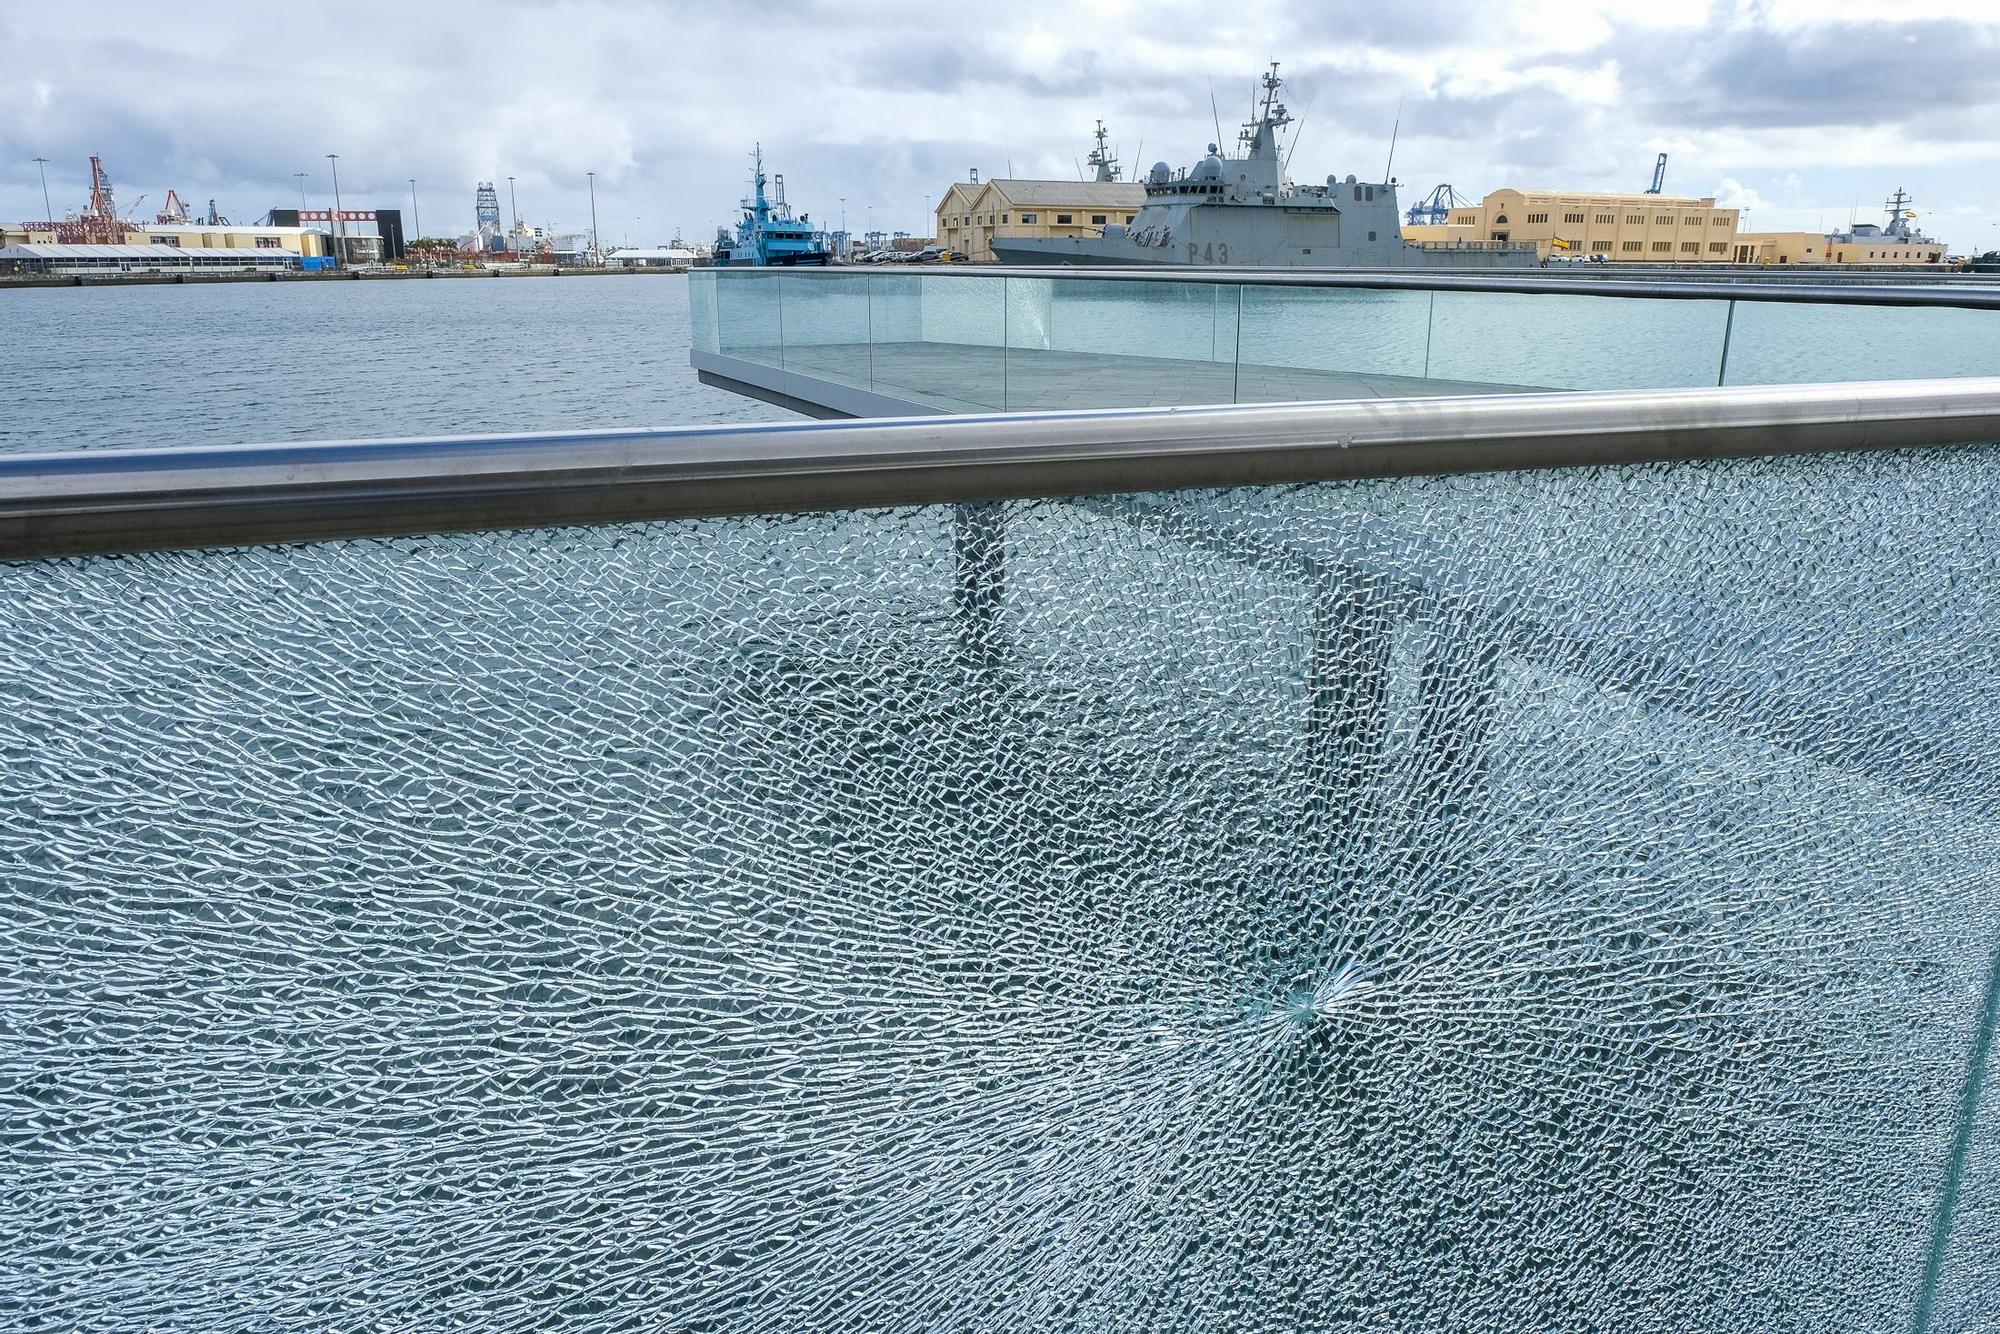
xmin=4 ymin=379 xmax=1999 ymax=559
xmin=714 ymin=264 xmax=2000 ymax=309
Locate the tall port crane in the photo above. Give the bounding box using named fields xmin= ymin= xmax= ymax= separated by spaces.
xmin=157 ymin=190 xmax=191 ymax=224
xmin=1645 ymin=153 xmax=1668 ymax=195
xmin=53 ymin=154 xmax=129 ymax=243
xmin=1405 ymin=184 xmax=1472 ymax=227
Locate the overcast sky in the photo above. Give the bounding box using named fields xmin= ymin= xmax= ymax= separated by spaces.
xmin=3 ymin=0 xmax=1996 ymax=251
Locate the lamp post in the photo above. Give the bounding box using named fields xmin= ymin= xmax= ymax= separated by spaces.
xmin=839 ymin=196 xmax=846 ymax=258
xmin=507 ymin=175 xmax=518 ymax=235
xmin=326 ymin=154 xmax=345 ymax=267
xmin=31 ymin=156 xmax=54 ymax=232
xmin=587 ymin=171 xmax=600 ymax=263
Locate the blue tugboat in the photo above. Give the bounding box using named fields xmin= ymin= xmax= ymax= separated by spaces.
xmin=714 ymin=145 xmax=831 ymax=266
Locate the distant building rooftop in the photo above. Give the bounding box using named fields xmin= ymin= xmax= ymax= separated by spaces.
xmin=607 ymin=247 xmax=696 ymax=264
xmin=0 ymin=244 xmax=296 ymax=260
xmin=980 ymin=180 xmax=1146 ymax=207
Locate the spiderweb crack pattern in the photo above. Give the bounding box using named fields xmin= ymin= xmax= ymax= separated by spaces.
xmin=2 ymin=446 xmax=1998 ymax=1331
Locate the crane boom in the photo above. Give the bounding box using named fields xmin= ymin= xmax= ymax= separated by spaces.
xmin=1645 ymin=153 xmax=1668 ymax=195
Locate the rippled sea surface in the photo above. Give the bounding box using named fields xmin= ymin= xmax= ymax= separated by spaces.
xmin=1 ymin=274 xmax=795 ymax=453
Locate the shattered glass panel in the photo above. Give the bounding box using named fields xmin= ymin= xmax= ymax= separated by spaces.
xmin=4 ymin=443 xmax=1999 ymax=1332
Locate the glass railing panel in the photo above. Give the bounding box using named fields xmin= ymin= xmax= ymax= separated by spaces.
xmin=868 ymin=272 xmax=1004 ymax=411
xmin=778 ymin=271 xmax=872 ymax=391
xmin=687 ymin=268 xmax=719 ymax=354
xmin=1234 ymin=285 xmax=1433 ymax=402
xmin=1003 ymin=278 xmax=1241 ymax=410
xmin=5 ymin=439 xmax=1997 ymax=1329
xmin=1721 ymin=302 xmax=2000 ymax=385
xmin=1427 ymin=289 xmax=1733 ymax=391
xmin=712 ymin=268 xmax=783 ymax=367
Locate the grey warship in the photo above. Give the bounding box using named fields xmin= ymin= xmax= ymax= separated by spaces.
xmin=992 ymin=64 xmax=1538 ymax=270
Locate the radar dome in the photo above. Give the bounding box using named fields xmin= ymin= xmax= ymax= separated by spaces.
xmin=1149 ymin=161 xmax=1171 ymax=184
xmin=1193 ymin=154 xmax=1225 ymax=181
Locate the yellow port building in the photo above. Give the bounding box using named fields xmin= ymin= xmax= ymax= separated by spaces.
xmin=1730 ymin=227 xmax=1946 ymax=266
xmin=1 ymin=222 xmax=328 ymax=256
xmin=1403 ymin=188 xmax=1742 ymax=262
xmin=937 ymin=177 xmax=1145 ymax=264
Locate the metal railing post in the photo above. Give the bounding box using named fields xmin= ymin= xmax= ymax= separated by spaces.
xmin=1911 ymin=942 xmax=2000 ymax=1334
xmin=1717 ymin=299 xmax=1737 ymax=386
xmin=1233 ymin=285 xmax=1244 ymax=404
xmin=1423 ymin=291 xmax=1436 ymax=381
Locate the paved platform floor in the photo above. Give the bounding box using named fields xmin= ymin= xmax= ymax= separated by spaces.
xmin=724 ymin=341 xmax=1544 ymax=414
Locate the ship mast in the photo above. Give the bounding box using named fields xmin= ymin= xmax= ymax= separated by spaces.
xmin=1086 ymin=120 xmax=1120 ymax=182
xmin=749 ymin=144 xmax=770 ymax=224
xmin=1238 ymin=62 xmax=1291 ymax=161
xmin=1883 ymin=186 xmax=1914 ymax=238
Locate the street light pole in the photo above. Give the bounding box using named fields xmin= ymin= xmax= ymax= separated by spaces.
xmin=326 ymin=154 xmax=345 ymax=267
xmin=587 ymin=171 xmax=600 ymax=263
xmin=507 ymin=175 xmax=518 ymax=236
xmin=839 ymin=196 xmax=846 ymax=258
xmin=31 ymin=156 xmax=54 ymax=231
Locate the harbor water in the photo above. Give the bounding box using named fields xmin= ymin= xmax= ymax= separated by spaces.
xmin=8 ymin=274 xmax=1998 ymax=455
xmin=0 ymin=276 xmax=794 ymax=455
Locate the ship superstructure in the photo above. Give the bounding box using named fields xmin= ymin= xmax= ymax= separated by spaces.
xmin=992 ymin=64 xmax=1537 ymax=269
xmin=715 ymin=146 xmax=831 ymax=267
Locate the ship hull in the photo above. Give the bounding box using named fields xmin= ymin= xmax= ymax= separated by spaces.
xmin=991 ymin=234 xmax=1537 ymax=270
xmin=719 ymin=251 xmax=832 ymax=267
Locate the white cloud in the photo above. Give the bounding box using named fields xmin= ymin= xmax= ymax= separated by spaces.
xmin=0 ymin=0 xmax=1995 ymax=249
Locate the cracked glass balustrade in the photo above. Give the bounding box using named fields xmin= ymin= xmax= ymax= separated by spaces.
xmin=4 ymin=443 xmax=1999 ymax=1331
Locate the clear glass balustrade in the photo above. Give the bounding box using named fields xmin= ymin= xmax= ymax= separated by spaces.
xmin=692 ymin=267 xmax=2000 ymax=413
